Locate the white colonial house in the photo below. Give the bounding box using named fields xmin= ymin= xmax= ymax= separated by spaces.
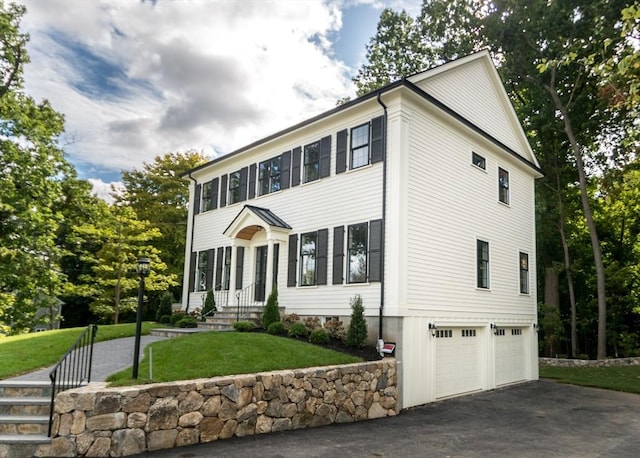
xmin=180 ymin=51 xmax=543 ymax=409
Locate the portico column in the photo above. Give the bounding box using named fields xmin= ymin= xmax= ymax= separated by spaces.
xmin=229 ymin=240 xmax=238 ymax=307
xmin=264 ymin=239 xmax=275 ymax=300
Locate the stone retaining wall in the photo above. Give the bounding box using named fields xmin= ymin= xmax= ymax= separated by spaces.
xmin=539 ymin=357 xmax=640 ymax=367
xmin=47 ymin=360 xmax=398 ymax=457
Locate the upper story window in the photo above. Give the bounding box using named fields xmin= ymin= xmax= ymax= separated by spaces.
xmin=303 ymin=141 xmax=320 ymax=183
xmin=477 ymin=239 xmax=490 ymax=289
xmin=259 ymin=156 xmax=282 ymax=196
xmin=228 ymin=170 xmax=241 ymax=204
xmin=351 ymin=123 xmax=370 ymax=169
xmin=348 ymin=223 xmax=368 ymax=283
xmin=300 ymin=232 xmax=317 ymax=286
xmin=202 ymin=181 xmax=214 ymax=212
xmin=472 ymin=152 xmax=486 ymax=170
xmin=498 ymin=168 xmax=509 ymax=204
xmin=519 ymin=252 xmax=529 ymax=294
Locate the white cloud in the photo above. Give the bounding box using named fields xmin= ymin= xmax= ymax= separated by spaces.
xmin=17 ymin=0 xmax=357 ymax=179
xmin=87 ymin=178 xmax=124 ymax=204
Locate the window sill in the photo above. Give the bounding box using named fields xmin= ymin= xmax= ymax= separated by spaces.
xmin=347 ymin=163 xmax=373 ymax=174
xmin=475 ymin=287 xmax=492 ymax=292
xmin=344 ymin=281 xmax=370 ymax=287
xmin=296 ymin=285 xmax=319 ymax=289
xmin=497 ymin=200 xmax=510 ymax=208
xmin=471 ymin=163 xmax=487 ymax=173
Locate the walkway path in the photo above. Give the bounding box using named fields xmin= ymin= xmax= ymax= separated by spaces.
xmin=6 ymin=335 xmax=168 ymax=382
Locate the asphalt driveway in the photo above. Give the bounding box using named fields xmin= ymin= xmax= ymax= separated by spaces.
xmin=137 ymin=379 xmax=640 ymax=457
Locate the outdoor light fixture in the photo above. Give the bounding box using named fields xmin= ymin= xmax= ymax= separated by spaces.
xmin=490 ymin=323 xmax=499 ymax=335
xmin=533 ymin=323 xmax=539 ymax=332
xmin=428 ymin=322 xmax=437 ymax=337
xmin=132 ymin=257 xmax=151 ymax=379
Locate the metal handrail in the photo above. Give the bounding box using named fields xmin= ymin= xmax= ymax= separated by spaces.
xmin=235 ymin=282 xmax=265 ymax=321
xmin=48 ymin=324 xmax=98 ymax=436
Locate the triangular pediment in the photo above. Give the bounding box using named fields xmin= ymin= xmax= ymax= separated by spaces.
xmin=224 ymin=205 xmax=291 ymax=241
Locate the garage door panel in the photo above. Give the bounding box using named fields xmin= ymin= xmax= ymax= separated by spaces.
xmin=495 ymin=328 xmax=526 ymax=386
xmin=435 ymin=328 xmax=482 ymax=399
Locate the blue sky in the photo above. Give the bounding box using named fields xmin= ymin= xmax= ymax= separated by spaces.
xmin=17 ymin=0 xmax=421 ymax=200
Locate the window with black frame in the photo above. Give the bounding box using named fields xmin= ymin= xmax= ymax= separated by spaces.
xmin=303 ymin=141 xmax=320 ymax=183
xmin=300 ymin=232 xmax=317 ymax=286
xmin=348 ymin=223 xmax=368 ymax=283
xmin=519 ymin=252 xmax=529 ymax=294
xmin=350 ymin=123 xmax=370 ymax=169
xmin=228 ymin=171 xmax=241 ymax=204
xmin=259 ymin=156 xmax=281 ymax=195
xmin=477 ymin=239 xmax=489 ymax=289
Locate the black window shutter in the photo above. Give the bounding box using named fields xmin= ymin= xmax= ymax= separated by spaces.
xmin=220 ymin=175 xmax=228 ymax=208
xmin=319 ymin=135 xmax=331 ymax=178
xmin=189 ymin=252 xmax=197 ymax=291
xmin=280 ymin=150 xmax=291 ymax=189
xmin=317 ymin=229 xmax=328 ymax=285
xmin=236 ymin=246 xmax=244 ymax=290
xmin=369 ymin=219 xmax=383 ymax=282
xmin=194 ymin=184 xmax=201 ymax=215
xmin=287 ymin=234 xmax=298 ymax=287
xmin=248 ymin=164 xmax=256 ymax=200
xmin=332 ymin=226 xmax=344 ymax=284
xmin=215 ymin=247 xmax=224 ymax=290
xmin=239 ymin=167 xmax=248 ymax=202
xmin=206 ymin=249 xmax=215 ymax=290
xmin=336 ymin=129 xmax=347 ymax=174
xmin=211 ymin=178 xmax=219 ymax=210
xmin=371 ymin=116 xmax=385 ymax=164
xmin=291 ymin=147 xmax=301 ymax=187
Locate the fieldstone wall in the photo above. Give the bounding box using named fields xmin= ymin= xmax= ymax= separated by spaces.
xmin=540 ymin=357 xmax=640 ymax=367
xmin=47 ymin=360 xmax=398 ymax=457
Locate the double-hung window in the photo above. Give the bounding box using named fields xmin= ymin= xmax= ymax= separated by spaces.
xmin=228 ymin=171 xmax=241 ymax=204
xmin=477 ymin=239 xmax=490 ymax=289
xmin=197 ymin=252 xmax=208 ymax=292
xmin=303 ymin=141 xmax=320 ymax=183
xmin=300 ymin=232 xmax=317 ymax=286
xmin=519 ymin=252 xmax=529 ymax=294
xmin=258 ymin=156 xmax=281 ymax=196
xmin=347 ymin=223 xmax=368 ymax=283
xmin=498 ymin=168 xmax=509 ymax=204
xmin=350 ymin=123 xmax=370 ymax=169
xmin=223 ymin=247 xmax=232 ymax=290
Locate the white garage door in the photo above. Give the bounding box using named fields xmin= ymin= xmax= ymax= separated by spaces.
xmin=435 ymin=328 xmax=482 ymax=399
xmin=495 ymin=328 xmax=526 ymax=386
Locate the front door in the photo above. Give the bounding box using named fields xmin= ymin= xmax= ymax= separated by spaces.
xmin=255 ymin=245 xmax=268 ymax=302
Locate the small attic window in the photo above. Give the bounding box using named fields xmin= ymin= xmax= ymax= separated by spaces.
xmin=472 ymin=151 xmax=486 ymax=170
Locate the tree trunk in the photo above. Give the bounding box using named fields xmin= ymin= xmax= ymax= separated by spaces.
xmin=547 ymin=83 xmax=607 ymax=359
xmin=544 ymin=267 xmax=560 ymax=307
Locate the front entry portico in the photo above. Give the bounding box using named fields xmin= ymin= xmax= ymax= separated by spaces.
xmin=223 ymin=205 xmax=291 ymax=306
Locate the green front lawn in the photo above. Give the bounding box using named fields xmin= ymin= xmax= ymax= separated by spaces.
xmin=0 ymin=323 xmax=163 ymax=379
xmin=107 ymin=332 xmax=363 ymax=386
xmin=540 ymin=365 xmax=640 ymax=394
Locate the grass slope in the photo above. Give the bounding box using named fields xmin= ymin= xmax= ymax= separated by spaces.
xmin=540 ymin=365 xmax=640 ymax=394
xmin=107 ymin=332 xmax=363 ymax=386
xmin=0 ymin=323 xmax=162 ymax=379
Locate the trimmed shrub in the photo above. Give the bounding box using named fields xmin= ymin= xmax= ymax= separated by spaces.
xmin=309 ymin=328 xmax=330 ymax=345
xmin=324 ymin=318 xmax=346 ymax=342
xmin=303 ymin=316 xmax=321 ymax=333
xmin=267 ymin=321 xmax=286 ymax=335
xmin=201 ymin=290 xmax=217 ymax=321
xmin=159 ymin=315 xmax=171 ymax=324
xmin=170 ymin=312 xmax=186 ymax=325
xmin=346 ymin=294 xmax=368 ymax=349
xmin=176 ymin=316 xmax=198 ymax=328
xmin=288 ymin=322 xmax=309 ymax=338
xmin=262 ymin=286 xmax=280 ymax=329
xmin=156 ymin=292 xmax=174 ymax=322
xmin=233 ymin=321 xmax=256 ymax=332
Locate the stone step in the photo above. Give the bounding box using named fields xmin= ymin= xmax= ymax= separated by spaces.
xmin=0 ymin=415 xmax=49 ymax=435
xmin=0 ymin=434 xmax=52 ymax=458
xmin=149 ymin=328 xmax=210 ymax=338
xmin=0 ymin=398 xmax=50 ymax=417
xmin=0 ymin=382 xmax=51 ymax=399
xmin=196 ymin=321 xmax=234 ymax=331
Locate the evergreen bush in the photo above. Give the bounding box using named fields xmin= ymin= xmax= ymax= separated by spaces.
xmin=201 ymin=290 xmax=217 ymax=321
xmin=156 ymin=292 xmax=174 ymax=322
xmin=176 ymin=316 xmax=198 ymax=328
xmin=309 ymin=328 xmax=330 ymax=345
xmin=170 ymin=312 xmax=185 ymax=325
xmin=346 ymin=294 xmax=368 ymax=349
xmin=233 ymin=321 xmax=256 ymax=332
xmin=288 ymin=322 xmax=308 ymax=338
xmin=159 ymin=315 xmax=171 ymax=324
xmin=267 ymin=321 xmax=286 ymax=335
xmin=262 ymin=286 xmax=280 ymax=329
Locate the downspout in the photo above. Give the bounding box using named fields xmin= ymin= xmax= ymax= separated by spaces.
xmin=185 ymin=172 xmax=197 ymax=314
xmin=376 ymin=92 xmax=388 ymax=354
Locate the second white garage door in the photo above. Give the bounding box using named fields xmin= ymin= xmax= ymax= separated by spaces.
xmin=495 ymin=328 xmax=527 ymax=386
xmin=435 ymin=327 xmax=483 ymax=399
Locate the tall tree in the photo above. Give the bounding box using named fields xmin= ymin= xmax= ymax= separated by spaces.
xmin=116 ymin=151 xmax=207 ymax=295
xmin=0 ymin=2 xmax=71 ymax=334
xmin=72 ymin=204 xmax=177 ymax=324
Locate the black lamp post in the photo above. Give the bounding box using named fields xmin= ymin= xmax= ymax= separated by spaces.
xmin=132 ymin=257 xmax=150 ymax=379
